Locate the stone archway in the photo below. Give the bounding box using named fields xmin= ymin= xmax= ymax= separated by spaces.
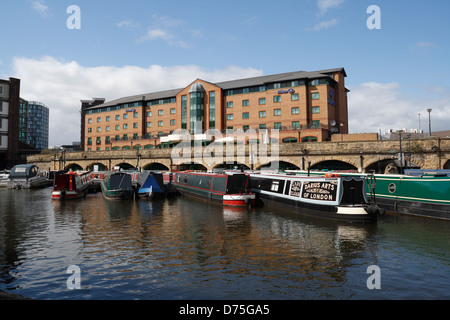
xmin=64 ymin=163 xmax=83 ymax=171
xmin=310 ymin=160 xmax=357 ymax=171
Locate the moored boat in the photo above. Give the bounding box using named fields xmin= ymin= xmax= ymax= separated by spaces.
xmin=136 ymin=172 xmax=167 ymax=199
xmin=51 ymin=171 xmax=92 ymax=200
xmin=7 ymin=164 xmax=53 ymax=189
xmin=249 ymin=172 xmax=379 ymax=223
xmin=173 ymin=171 xmax=256 ymax=207
xmin=0 ymin=169 xmax=10 ymax=188
xmin=286 ymin=170 xmax=450 ymax=221
xmin=100 ymin=171 xmax=135 ymax=200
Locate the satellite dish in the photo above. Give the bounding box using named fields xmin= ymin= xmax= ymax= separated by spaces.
xmin=329 ymin=120 xmax=336 ymax=126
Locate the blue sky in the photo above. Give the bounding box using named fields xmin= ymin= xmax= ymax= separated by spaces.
xmin=1 ymin=0 xmax=449 ymax=145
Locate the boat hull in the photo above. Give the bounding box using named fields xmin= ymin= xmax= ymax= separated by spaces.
xmin=175 ymin=184 xmax=255 ymax=207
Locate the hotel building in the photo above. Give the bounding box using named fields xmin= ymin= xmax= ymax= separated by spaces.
xmin=81 ymin=68 xmax=349 ymax=151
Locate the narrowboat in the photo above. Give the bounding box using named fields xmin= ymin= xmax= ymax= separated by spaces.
xmin=286 ymin=170 xmax=450 ymax=221
xmin=51 ymin=171 xmax=92 ymax=200
xmin=7 ymin=164 xmax=53 ymax=189
xmin=88 ymin=171 xmax=105 ymax=193
xmin=173 ymin=171 xmax=256 ymax=207
xmin=249 ymin=172 xmax=379 ymax=223
xmin=0 ymin=169 xmax=10 ymax=188
xmin=100 ymin=172 xmax=135 ymax=200
xmin=136 ymin=172 xmax=167 ymax=199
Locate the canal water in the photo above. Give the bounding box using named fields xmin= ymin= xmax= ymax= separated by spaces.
xmin=0 ymin=187 xmax=449 ymax=300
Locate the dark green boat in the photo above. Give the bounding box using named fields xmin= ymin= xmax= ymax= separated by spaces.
xmin=100 ymin=172 xmax=135 ymax=200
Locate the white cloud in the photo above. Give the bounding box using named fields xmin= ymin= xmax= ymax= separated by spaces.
xmin=317 ymin=0 xmax=345 ymax=14
xmin=307 ymin=18 xmax=338 ymax=31
xmin=348 ymin=82 xmax=450 ymax=135
xmin=415 ymin=41 xmax=434 ymax=48
xmin=11 ymin=56 xmax=263 ymax=146
xmin=32 ymin=0 xmax=52 ymax=18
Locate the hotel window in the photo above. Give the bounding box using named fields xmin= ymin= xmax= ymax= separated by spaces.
xmin=106 ymin=147 xmax=110 ymax=151
xmin=87 ymin=137 xmax=92 ymax=145
xmin=123 ymin=114 xmax=128 ymax=119
xmin=291 ymin=94 xmax=299 ymax=101
xmin=96 ymin=127 xmax=101 ymax=132
xmin=123 ymin=124 xmax=128 ymax=129
xmin=259 ymin=111 xmax=266 ymax=118
xmin=310 ymin=79 xmax=319 ymax=86
xmin=158 ymin=110 xmax=163 ymax=116
xmin=312 ymin=92 xmax=320 ymax=100
xmin=133 ymin=123 xmax=138 ymax=128
xmin=227 ymin=114 xmax=233 ymax=120
xmin=170 ymin=119 xmax=176 ymax=126
xmin=274 ymin=122 xmax=282 ymax=129
xmin=242 ymin=100 xmax=249 ymax=107
xmin=133 ymin=133 xmax=138 ymax=140
xmin=312 ymin=106 xmax=320 ymax=114
xmin=273 ymin=96 xmax=281 ymax=103
xmin=147 ymin=111 xmax=152 ymax=117
xmin=88 ymin=118 xmax=92 ymax=124
xmin=243 ymin=125 xmax=249 ymax=130
xmin=88 ymin=128 xmax=92 ymax=133
xmin=115 ymin=125 xmax=120 ymax=130
xmin=227 ymin=126 xmax=233 ymax=130
xmin=181 ymin=95 xmax=187 ymax=129
xmin=227 ymin=102 xmax=233 ymax=108
xmin=209 ymin=91 xmax=215 ymax=129
xmin=106 ymin=116 xmax=110 ymax=122
xmin=106 ymin=126 xmax=110 ymax=131
xmin=170 ymin=108 xmax=176 ymax=114
xmin=115 ymin=115 xmax=120 ymax=120
xmin=259 ymin=98 xmax=266 ymax=105
xmin=115 ymin=135 xmax=120 ymax=141
xmin=97 ymin=117 xmax=101 ymax=123
xmin=312 ymin=120 xmax=320 ymax=128
xmin=147 ymin=122 xmax=152 ymax=128
xmin=291 ymin=107 xmax=299 ymax=115
xmin=105 ymin=136 xmax=110 ymax=144
xmin=123 ymin=134 xmax=128 ymax=140
xmin=134 ymin=112 xmax=139 ymax=118
xmin=158 ymin=120 xmax=163 ymax=127
xmin=292 ymin=121 xmax=300 ymax=129
xmin=274 ymin=109 xmax=281 ymax=116
xmin=242 ymin=112 xmax=249 ymax=119
xmin=259 ymin=124 xmax=266 ymax=129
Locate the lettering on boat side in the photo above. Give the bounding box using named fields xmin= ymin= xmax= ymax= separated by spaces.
xmin=366 ymin=265 xmax=381 ymax=290
xmin=301 ymin=181 xmax=338 ymax=201
xmin=66 ymin=265 xmax=81 ymax=290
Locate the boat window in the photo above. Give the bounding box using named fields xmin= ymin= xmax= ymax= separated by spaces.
xmin=271 ymin=181 xmax=279 ymax=192
xmin=183 ymin=176 xmax=188 ymax=184
xmin=284 ymin=181 xmax=291 ymax=195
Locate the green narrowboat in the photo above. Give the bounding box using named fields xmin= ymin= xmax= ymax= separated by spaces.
xmin=100 ymin=172 xmax=135 ymax=200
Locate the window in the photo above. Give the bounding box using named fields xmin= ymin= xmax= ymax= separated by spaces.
xmin=115 ymin=115 xmax=120 ymax=120
xmin=312 ymin=92 xmax=320 ymax=100
xmin=123 ymin=124 xmax=128 ymax=129
xmin=274 ymin=122 xmax=282 ymax=129
xmin=259 ymin=124 xmax=266 ymax=129
xmin=88 ymin=118 xmax=92 ymax=124
xmin=310 ymin=79 xmax=319 ymax=86
xmin=274 ymin=109 xmax=281 ymax=116
xmin=106 ymin=116 xmax=110 ymax=122
xmin=134 ymin=112 xmax=139 ymax=118
xmin=123 ymin=114 xmax=128 ymax=119
xmin=96 ymin=127 xmax=101 ymax=132
xmin=96 ymin=117 xmax=101 ymax=123
xmin=273 ymin=95 xmax=281 ymax=103
xmin=243 ymin=125 xmax=249 ymax=130
xmin=106 ymin=126 xmax=110 ymax=131
xmin=158 ymin=121 xmax=163 ymax=127
xmin=227 ymin=101 xmax=233 ymax=108
xmin=170 ymin=119 xmax=176 ymax=126
xmin=158 ymin=110 xmax=163 ymax=116
xmin=291 ymin=107 xmax=299 ymax=114
xmin=147 ymin=122 xmax=152 ymax=128
xmin=312 ymin=106 xmax=320 ymax=114
xmin=259 ymin=111 xmax=266 ymax=118
xmin=292 ymin=121 xmax=300 ymax=129
xmin=133 ymin=123 xmax=138 ymax=128
xmin=170 ymin=108 xmax=176 ymax=114
xmin=312 ymin=120 xmax=320 ymax=128
xmin=115 ymin=125 xmax=120 ymax=130
xmin=147 ymin=111 xmax=152 ymax=117
xmin=242 ymin=112 xmax=249 ymax=119
xmin=133 ymin=133 xmax=138 ymax=140
xmin=123 ymin=134 xmax=128 ymax=140
xmin=227 ymin=114 xmax=233 ymax=120
xmin=242 ymin=100 xmax=249 ymax=107
xmin=88 ymin=128 xmax=92 ymax=133
xmin=259 ymin=98 xmax=266 ymax=105
xmin=271 ymin=181 xmax=279 ymax=192
xmin=291 ymin=94 xmax=299 ymax=101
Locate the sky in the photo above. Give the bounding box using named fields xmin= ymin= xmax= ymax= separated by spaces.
xmin=0 ymin=0 xmax=449 ymax=146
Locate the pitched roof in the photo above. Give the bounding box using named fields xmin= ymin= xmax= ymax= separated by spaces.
xmin=85 ymin=68 xmax=346 ymax=110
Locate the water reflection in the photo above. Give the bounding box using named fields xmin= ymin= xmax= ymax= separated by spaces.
xmin=0 ymin=188 xmax=449 ymax=300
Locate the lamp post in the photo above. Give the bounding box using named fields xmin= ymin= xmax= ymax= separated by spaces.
xmin=427 ymin=108 xmax=432 ymax=136
xmin=418 ymin=113 xmax=421 ymax=132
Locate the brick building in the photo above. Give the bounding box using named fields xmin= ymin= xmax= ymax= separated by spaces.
xmin=81 ymin=68 xmax=349 ymax=151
